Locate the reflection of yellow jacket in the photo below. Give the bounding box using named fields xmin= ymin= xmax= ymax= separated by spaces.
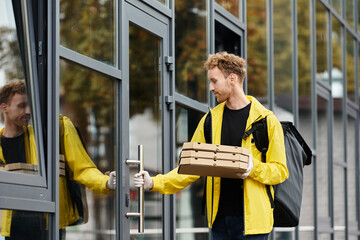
xmin=1 ymin=115 xmax=111 ymax=237
xmin=151 ymin=96 xmax=289 ymax=235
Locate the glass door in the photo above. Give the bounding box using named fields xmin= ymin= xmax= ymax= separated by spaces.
xmin=120 ymin=3 xmax=170 ymax=240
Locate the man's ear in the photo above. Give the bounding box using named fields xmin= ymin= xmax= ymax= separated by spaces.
xmin=0 ymin=103 xmax=7 ymax=113
xmin=229 ymin=73 xmax=238 ymax=85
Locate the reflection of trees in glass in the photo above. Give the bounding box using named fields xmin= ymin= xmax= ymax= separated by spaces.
xmin=0 ymin=27 xmax=24 ymax=80
xmin=316 ymin=1 xmax=327 ymax=73
xmin=346 ymin=32 xmax=355 ymax=99
xmin=216 ymin=0 xmax=240 ymax=18
xmin=129 ymin=24 xmax=160 ymax=120
xmin=60 ymin=0 xmax=115 ymax=65
xmin=297 ymin=0 xmax=311 ymax=96
xmin=60 ymin=61 xmax=115 ymax=168
xmin=274 ymin=0 xmax=292 ymax=96
xmin=175 ymin=1 xmax=208 ymax=103
xmin=345 ymin=0 xmax=354 ymax=29
xmin=332 ymin=17 xmax=342 ymax=72
xmin=246 ymin=0 xmax=268 ymax=97
xmin=60 ymin=60 xmax=115 ymax=238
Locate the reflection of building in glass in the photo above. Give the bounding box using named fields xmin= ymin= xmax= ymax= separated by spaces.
xmin=316 ymin=68 xmax=343 ymax=98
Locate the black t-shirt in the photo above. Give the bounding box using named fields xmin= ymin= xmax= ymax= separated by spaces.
xmin=217 ymin=103 xmax=251 ymax=216
xmin=1 ymin=133 xmax=26 ymax=164
xmin=1 ymin=133 xmax=43 ymax=240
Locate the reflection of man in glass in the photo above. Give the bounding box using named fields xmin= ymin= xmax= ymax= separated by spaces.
xmin=0 ymin=80 xmax=116 ymax=239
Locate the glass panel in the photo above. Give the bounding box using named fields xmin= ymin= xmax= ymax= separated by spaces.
xmin=216 ymin=0 xmax=241 ymax=20
xmin=175 ymin=0 xmax=208 ymax=103
xmin=0 ymin=209 xmax=49 ymax=239
xmin=60 ymin=0 xmax=116 ymax=65
xmin=299 ymin=232 xmax=314 ymax=239
xmin=346 ymin=31 xmax=355 ymax=101
xmin=246 ymin=0 xmax=268 ymax=106
xmin=215 ymin=21 xmax=241 ymax=56
xmin=333 ymin=19 xmax=345 ymax=229
xmin=299 ymin=164 xmax=315 ymax=228
xmin=0 ymin=1 xmax=41 ymax=176
xmin=347 ymin=116 xmax=357 ymax=232
xmin=319 ymin=233 xmax=332 ymax=240
xmin=274 ymin=232 xmax=293 ymax=240
xmin=332 ymin=17 xmax=343 ymax=99
xmin=317 ymin=95 xmax=329 ymax=217
xmin=345 ymin=0 xmax=355 ymax=29
xmin=316 ymin=1 xmax=328 ymax=86
xmin=175 ymin=105 xmax=208 ymax=240
xmin=333 ymin=165 xmax=345 ymax=232
xmin=60 ymin=59 xmax=116 ymax=239
xmin=298 ymin=0 xmax=314 ymax=223
xmin=332 ymin=0 xmax=342 ymax=15
xmin=298 ymin=0 xmax=314 ymax=222
xmin=298 ymin=0 xmax=313 ymax=146
xmin=334 ymin=232 xmax=345 ymax=239
xmin=129 ymin=23 xmax=162 ymax=239
xmin=274 ymin=0 xmax=293 ymax=121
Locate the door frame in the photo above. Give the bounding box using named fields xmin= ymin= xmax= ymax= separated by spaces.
xmin=119 ymin=2 xmax=172 ymax=239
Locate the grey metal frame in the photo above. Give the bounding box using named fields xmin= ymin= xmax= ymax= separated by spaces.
xmin=23 ymin=0 xmax=360 ymax=239
xmin=0 ymin=0 xmax=54 ymax=214
xmin=0 ymin=0 xmax=47 ymax=188
xmin=120 ymin=2 xmax=171 ymax=239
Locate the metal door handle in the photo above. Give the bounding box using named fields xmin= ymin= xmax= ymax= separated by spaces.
xmin=126 ymin=145 xmax=144 ymax=233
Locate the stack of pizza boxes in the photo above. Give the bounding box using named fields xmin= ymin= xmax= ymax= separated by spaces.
xmin=178 ymin=142 xmax=250 ymax=178
xmin=0 ymin=156 xmax=66 ymax=176
xmin=0 ymin=162 xmax=38 ymax=174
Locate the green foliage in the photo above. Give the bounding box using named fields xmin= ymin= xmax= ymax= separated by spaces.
xmin=0 ymin=27 xmax=24 ymax=81
xmin=175 ymin=0 xmax=208 ymax=103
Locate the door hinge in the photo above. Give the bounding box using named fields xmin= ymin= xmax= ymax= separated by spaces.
xmin=165 ymin=95 xmax=174 ymax=110
xmin=165 ymin=56 xmax=174 ymax=72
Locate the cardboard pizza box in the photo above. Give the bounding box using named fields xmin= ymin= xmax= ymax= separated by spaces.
xmin=178 ymin=142 xmax=250 ymax=178
xmin=59 ymin=154 xmax=66 ymax=177
xmin=181 ymin=142 xmax=250 ymax=155
xmin=1 ymin=163 xmax=39 ymax=172
xmin=0 ymin=163 xmax=39 ymax=175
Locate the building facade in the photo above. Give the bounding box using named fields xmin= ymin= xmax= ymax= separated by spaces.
xmin=0 ymin=0 xmax=359 ymax=239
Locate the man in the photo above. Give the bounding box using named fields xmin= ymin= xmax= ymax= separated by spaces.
xmin=134 ymin=52 xmax=289 ymax=239
xmin=0 ymin=80 xmax=116 ymax=239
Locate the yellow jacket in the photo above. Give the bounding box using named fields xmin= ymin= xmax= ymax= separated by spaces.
xmin=151 ymin=96 xmax=289 ymax=235
xmin=1 ymin=115 xmax=111 ymax=237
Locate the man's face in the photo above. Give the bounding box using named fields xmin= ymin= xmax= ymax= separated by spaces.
xmin=208 ymin=67 xmax=232 ymax=103
xmin=2 ymin=93 xmax=31 ymax=128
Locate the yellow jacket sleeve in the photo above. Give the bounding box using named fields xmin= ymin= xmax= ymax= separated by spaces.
xmin=62 ymin=116 xmax=110 ymax=195
xmin=151 ymin=114 xmax=208 ymax=194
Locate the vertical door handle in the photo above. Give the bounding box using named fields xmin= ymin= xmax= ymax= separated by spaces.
xmin=126 ymin=145 xmax=144 ymax=233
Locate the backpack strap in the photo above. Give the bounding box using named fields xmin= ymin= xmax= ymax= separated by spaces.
xmin=242 ymin=117 xmax=274 ymax=209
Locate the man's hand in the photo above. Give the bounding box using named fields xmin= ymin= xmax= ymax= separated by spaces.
xmin=106 ymin=171 xmax=116 ymax=190
xmin=134 ymin=171 xmax=153 ymax=190
xmin=236 ymin=154 xmax=253 ymax=179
